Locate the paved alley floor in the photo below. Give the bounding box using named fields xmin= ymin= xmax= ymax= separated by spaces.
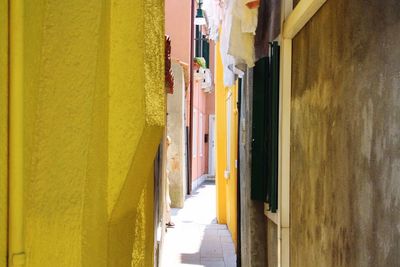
xmin=161 ymin=180 xmax=236 ymax=267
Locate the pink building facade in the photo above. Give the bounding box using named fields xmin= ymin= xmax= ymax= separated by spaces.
xmin=165 ymin=0 xmax=192 ymax=65
xmin=191 ymin=80 xmax=215 ymax=184
xmin=166 ymin=0 xmax=215 ymax=192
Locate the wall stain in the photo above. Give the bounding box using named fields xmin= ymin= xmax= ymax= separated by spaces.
xmin=291 ymin=0 xmax=400 ymax=266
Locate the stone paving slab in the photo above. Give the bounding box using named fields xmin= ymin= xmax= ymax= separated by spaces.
xmin=161 ymin=181 xmax=237 ymax=267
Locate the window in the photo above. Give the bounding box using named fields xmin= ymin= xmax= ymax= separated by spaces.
xmin=193 ymin=109 xmax=198 ymax=158
xmin=199 ymin=112 xmax=203 ymax=157
xmin=195 ymin=26 xmax=210 ymax=68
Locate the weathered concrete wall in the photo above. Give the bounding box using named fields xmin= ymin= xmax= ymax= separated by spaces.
xmin=240 ymin=69 xmax=277 ymax=267
xmin=167 ymin=62 xmax=186 ymax=208
xmin=239 ymin=69 xmax=267 ymax=267
xmin=266 ymin=219 xmax=278 ymax=267
xmin=291 ymin=0 xmax=400 ymax=266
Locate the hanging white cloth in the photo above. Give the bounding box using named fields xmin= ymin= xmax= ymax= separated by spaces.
xmin=227 ymin=0 xmax=258 ymax=68
xmin=236 ymin=0 xmax=259 ymax=34
xmin=218 ymin=0 xmax=259 ymax=85
xmin=219 ymin=0 xmax=236 ymax=87
xmin=228 ymin=10 xmax=255 ymax=68
xmin=203 ymin=0 xmax=226 ymax=41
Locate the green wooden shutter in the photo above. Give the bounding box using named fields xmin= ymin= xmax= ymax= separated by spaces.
xmin=266 ymin=42 xmax=280 ymax=213
xmin=251 ymin=42 xmax=280 ymax=213
xmin=195 ymin=26 xmax=210 ymax=68
xmin=195 ymin=25 xmax=202 ymax=58
xmin=203 ymin=39 xmax=210 ymax=68
xmin=251 ymin=57 xmax=269 ymax=201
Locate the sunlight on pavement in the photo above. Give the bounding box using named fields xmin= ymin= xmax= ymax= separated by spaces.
xmin=162 ymin=181 xmax=236 ymax=267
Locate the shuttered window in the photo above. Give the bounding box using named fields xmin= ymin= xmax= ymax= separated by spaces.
xmin=251 ymin=42 xmax=280 ymax=213
xmin=195 ymin=25 xmax=210 ymax=68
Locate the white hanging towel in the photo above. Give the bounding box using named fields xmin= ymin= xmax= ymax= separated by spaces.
xmin=219 ymin=0 xmax=236 ymax=87
xmin=203 ymin=0 xmax=226 ymax=41
xmin=236 ymin=0 xmax=259 ymax=34
xmin=227 ymin=0 xmax=258 ymax=68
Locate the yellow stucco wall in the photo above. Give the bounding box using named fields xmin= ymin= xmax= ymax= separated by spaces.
xmin=108 ymin=0 xmax=164 ymax=266
xmin=228 ymin=86 xmax=238 ymax=247
xmin=215 ymin=40 xmax=227 ymax=225
xmin=0 ymin=0 xmax=8 ymax=265
xmin=215 ymin=39 xmax=238 ymax=247
xmin=4 ymin=1 xmax=164 ymax=267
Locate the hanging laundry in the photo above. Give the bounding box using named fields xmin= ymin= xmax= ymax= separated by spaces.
xmin=228 ymin=4 xmax=255 ymax=67
xmin=219 ymin=0 xmax=236 ymax=86
xmin=255 ymin=0 xmax=281 ymax=60
xmin=227 ymin=0 xmax=258 ymax=68
xmin=203 ymin=0 xmax=226 ymax=41
xmin=235 ymin=0 xmax=259 ymax=34
xmin=201 ymin=0 xmax=261 ymax=81
xmin=245 ymin=0 xmax=260 ymax=9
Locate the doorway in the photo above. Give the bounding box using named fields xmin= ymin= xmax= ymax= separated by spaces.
xmin=208 ymin=114 xmax=216 ymax=176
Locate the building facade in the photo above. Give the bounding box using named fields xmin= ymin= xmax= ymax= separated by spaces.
xmin=215 ymin=38 xmax=239 ymax=247
xmin=1 ymin=1 xmax=165 ymax=266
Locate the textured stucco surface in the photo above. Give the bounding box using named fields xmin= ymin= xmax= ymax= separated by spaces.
xmin=291 ymin=1 xmax=400 ymax=266
xmin=215 ymin=39 xmax=238 ymax=246
xmin=24 ymin=2 xmax=107 ymax=266
xmin=0 ymin=0 xmax=8 ymax=266
xmin=167 ymin=62 xmax=186 ymax=208
xmin=108 ymin=1 xmax=164 ymax=265
xmin=215 ymin=40 xmax=227 ymax=224
xmin=18 ymin=0 xmax=164 ymax=266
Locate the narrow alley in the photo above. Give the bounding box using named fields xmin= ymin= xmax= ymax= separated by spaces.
xmin=2 ymin=0 xmax=400 ymax=267
xmin=162 ymin=181 xmax=236 ymax=267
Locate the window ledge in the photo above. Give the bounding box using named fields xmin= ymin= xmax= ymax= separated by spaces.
xmin=264 ymin=204 xmax=279 ymax=225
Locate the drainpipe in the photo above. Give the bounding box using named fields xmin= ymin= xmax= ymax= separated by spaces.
xmin=188 ymin=0 xmax=195 ymax=194
xmin=9 ymin=0 xmax=26 ymax=266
